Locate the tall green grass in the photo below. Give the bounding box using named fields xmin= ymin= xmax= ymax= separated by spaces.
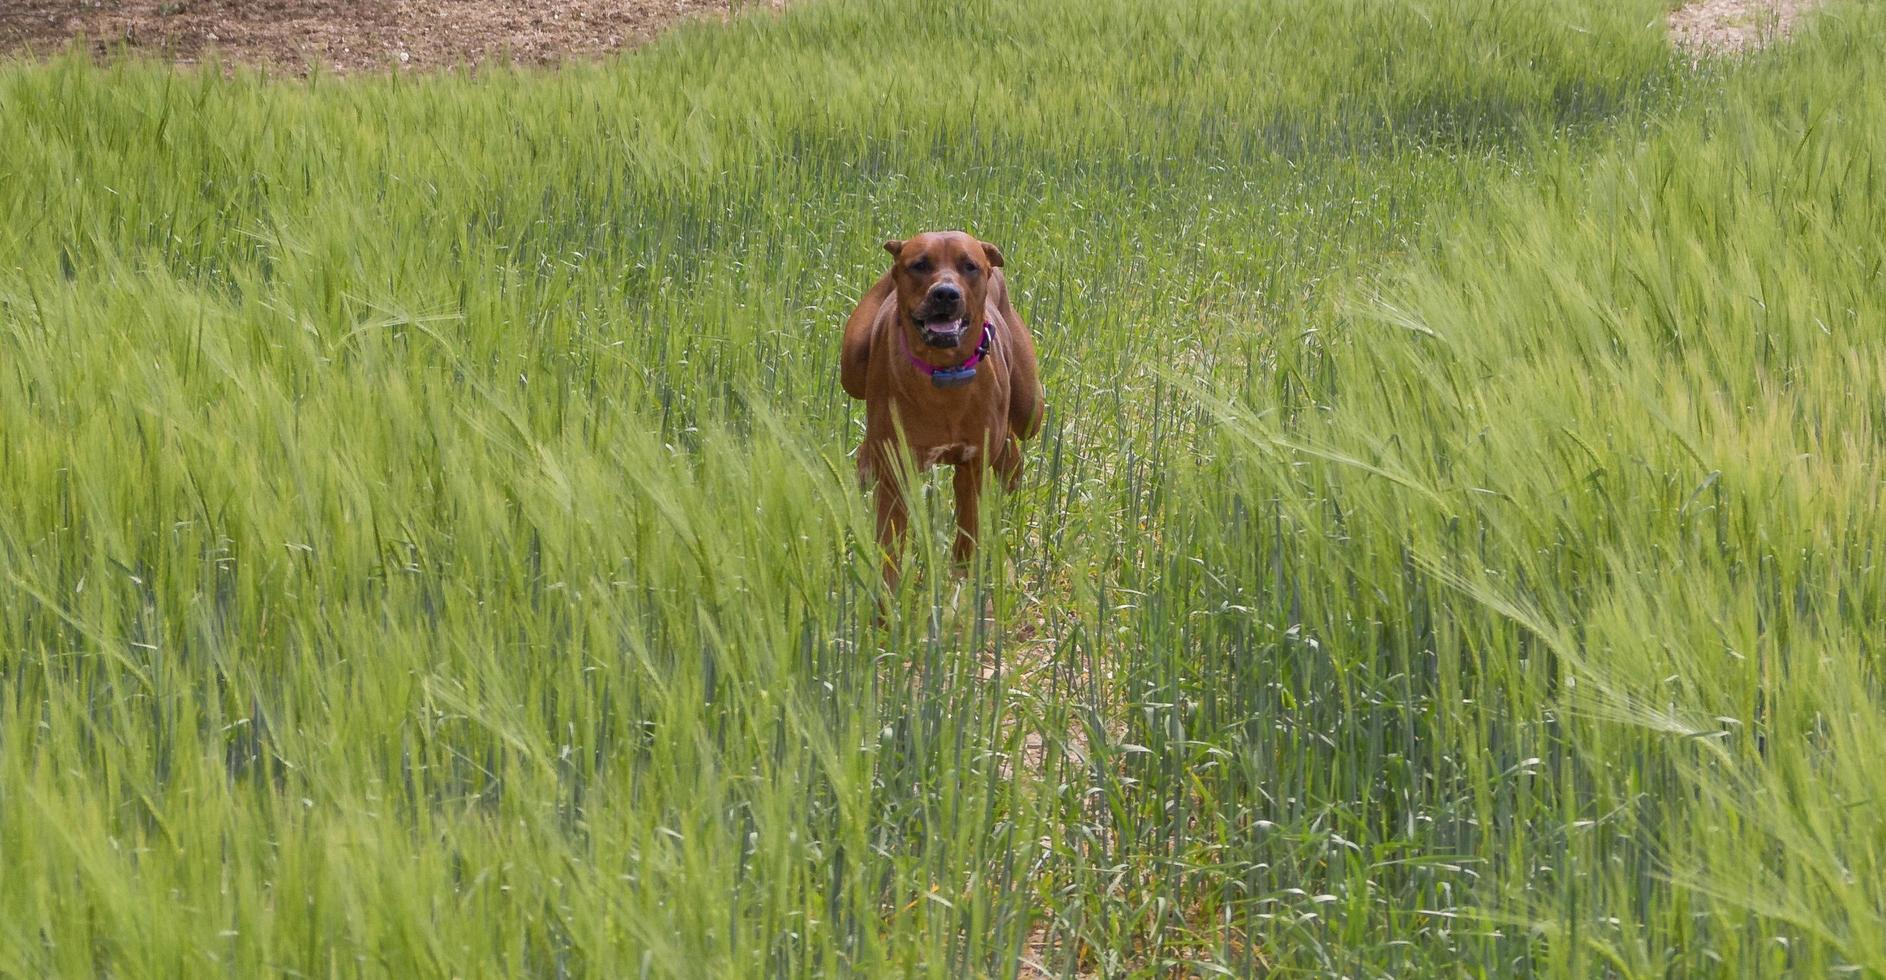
xmin=1137 ymin=2 xmax=1884 ymax=974
xmin=8 ymin=0 xmax=1868 ymax=973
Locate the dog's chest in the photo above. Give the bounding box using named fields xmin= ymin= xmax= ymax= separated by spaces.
xmin=924 ymin=443 xmax=980 ymax=467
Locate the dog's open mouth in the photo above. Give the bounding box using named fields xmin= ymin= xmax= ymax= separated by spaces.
xmin=918 ymin=316 xmax=966 ymax=348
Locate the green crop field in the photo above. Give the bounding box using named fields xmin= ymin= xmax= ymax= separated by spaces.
xmin=3 ymin=0 xmax=1881 ymax=974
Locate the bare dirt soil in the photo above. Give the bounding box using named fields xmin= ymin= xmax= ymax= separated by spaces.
xmin=3 ymin=0 xmax=1823 ymax=77
xmin=0 ymin=0 xmax=781 ymax=75
xmin=1669 ymin=0 xmax=1820 ymax=57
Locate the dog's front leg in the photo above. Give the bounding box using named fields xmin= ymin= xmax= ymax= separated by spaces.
xmin=951 ymin=461 xmax=984 ymax=566
xmin=993 ymin=436 xmax=1024 ymax=492
xmin=874 ymin=469 xmax=909 ymax=589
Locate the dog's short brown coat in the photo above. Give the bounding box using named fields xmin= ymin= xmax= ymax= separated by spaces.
xmin=841 ymin=230 xmax=1044 ymax=581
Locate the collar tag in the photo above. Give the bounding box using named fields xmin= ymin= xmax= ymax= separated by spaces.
xmin=930 ymin=365 xmax=977 ymax=389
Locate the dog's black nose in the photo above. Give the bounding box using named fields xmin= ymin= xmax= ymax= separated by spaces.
xmin=928 ymin=284 xmax=962 ymax=305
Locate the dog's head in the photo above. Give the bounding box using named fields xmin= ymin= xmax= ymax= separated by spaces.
xmin=882 ymin=231 xmax=1005 ymax=349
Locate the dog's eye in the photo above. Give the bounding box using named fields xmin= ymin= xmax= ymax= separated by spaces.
xmin=959 ymin=262 xmax=981 ymax=277
xmin=909 ymin=258 xmax=933 ymax=274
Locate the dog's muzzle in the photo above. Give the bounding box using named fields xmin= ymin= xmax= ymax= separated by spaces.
xmin=918 ymin=316 xmax=966 ymax=348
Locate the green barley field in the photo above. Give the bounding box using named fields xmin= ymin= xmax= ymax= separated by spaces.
xmin=3 ymin=0 xmax=1882 ymax=974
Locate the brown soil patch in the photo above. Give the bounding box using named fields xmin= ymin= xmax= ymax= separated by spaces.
xmin=0 ymin=0 xmax=784 ymax=75
xmin=0 ymin=0 xmax=1828 ymax=83
xmin=1669 ymin=0 xmax=1820 ymax=57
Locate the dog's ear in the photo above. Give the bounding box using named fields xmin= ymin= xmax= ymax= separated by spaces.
xmin=882 ymin=240 xmax=904 ymax=259
xmin=979 ymin=241 xmax=1006 ymax=268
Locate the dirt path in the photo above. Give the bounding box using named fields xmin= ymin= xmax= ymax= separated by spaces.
xmin=0 ymin=0 xmax=781 ymax=75
xmin=5 ymin=0 xmax=1825 ymax=76
xmin=1669 ymin=0 xmax=1821 ymax=57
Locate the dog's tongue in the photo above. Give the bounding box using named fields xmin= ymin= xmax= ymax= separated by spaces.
xmin=925 ymin=317 xmax=964 ymax=338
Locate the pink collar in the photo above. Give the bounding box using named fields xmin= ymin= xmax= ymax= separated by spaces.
xmin=901 ymin=322 xmax=994 ymax=389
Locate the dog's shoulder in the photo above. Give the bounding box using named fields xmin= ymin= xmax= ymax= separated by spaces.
xmin=986 ymin=267 xmax=1045 ymax=438
xmin=841 ymin=269 xmax=896 ymax=400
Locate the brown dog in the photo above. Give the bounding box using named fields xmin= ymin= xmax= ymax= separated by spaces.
xmin=841 ymin=231 xmax=1044 ymax=584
